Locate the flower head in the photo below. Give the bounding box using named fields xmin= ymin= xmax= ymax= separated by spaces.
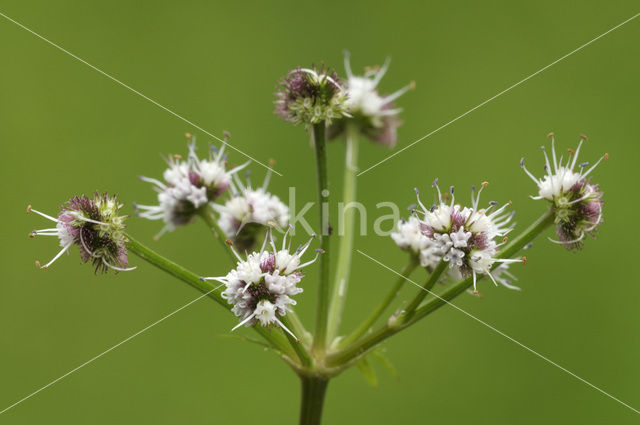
xmin=414 ymin=180 xmax=521 ymax=293
xmin=135 ymin=135 xmax=247 ymax=238
xmin=28 ymin=193 xmax=134 ymax=273
xmin=274 ymin=65 xmax=349 ymax=127
xmin=214 ymin=169 xmax=289 ymax=251
xmin=201 ymin=229 xmax=319 ymax=338
xmin=329 ymin=52 xmax=414 ymax=147
xmin=520 ymin=134 xmax=605 ymax=249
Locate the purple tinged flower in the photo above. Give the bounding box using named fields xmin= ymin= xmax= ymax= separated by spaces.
xmin=201 ymin=229 xmax=319 ymax=338
xmin=28 ymin=193 xmax=134 ymax=274
xmin=328 ymin=52 xmax=415 ymax=148
xmin=411 ymin=180 xmax=521 ymax=293
xmin=135 ymin=134 xmax=248 ymax=239
xmin=521 ymin=133 xmax=606 ymax=249
xmin=213 ymin=169 xmax=289 ymax=252
xmin=274 ymin=65 xmax=349 ymax=127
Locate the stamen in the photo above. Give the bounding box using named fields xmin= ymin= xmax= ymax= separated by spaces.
xmin=231 ymin=313 xmax=256 ymax=331
xmin=371 ymin=57 xmax=391 ymax=87
xmin=581 ymin=155 xmax=605 ymax=178
xmin=343 ymin=50 xmax=353 ymax=79
xmin=73 ymin=214 xmax=109 ymax=226
xmin=41 ymin=243 xmax=72 ymax=269
xmin=382 ymin=80 xmax=415 ymax=105
xmin=570 ymin=140 xmax=584 ymax=170
xmin=138 ymin=175 xmax=167 ymax=190
xmin=101 ymin=257 xmax=137 ymax=272
xmin=520 ymin=159 xmax=540 ymax=185
xmin=275 ymin=317 xmax=299 ymax=341
xmin=548 ymin=234 xmax=585 ymax=245
xmin=262 ymin=169 xmax=273 ymax=191
xmin=28 ymin=208 xmax=60 ymax=223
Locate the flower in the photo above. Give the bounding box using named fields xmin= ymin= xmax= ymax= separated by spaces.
xmin=135 ymin=136 xmax=247 ymax=238
xmin=213 ymin=170 xmax=289 ymax=251
xmin=390 ymin=215 xmax=440 ymax=268
xmin=28 ymin=193 xmax=134 ymax=273
xmin=274 ymin=65 xmax=349 ymax=127
xmin=329 ymin=52 xmax=414 ymax=147
xmin=201 ymin=229 xmax=320 ymax=338
xmin=520 ymin=133 xmax=606 ymax=249
xmin=414 ymin=180 xmax=522 ymax=293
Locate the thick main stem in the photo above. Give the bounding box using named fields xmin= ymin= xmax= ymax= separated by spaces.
xmin=299 ymin=376 xmax=329 ymax=425
xmin=312 ymin=123 xmax=331 ymax=353
xmin=327 ymin=124 xmax=359 ymax=342
xmin=341 ymin=258 xmax=418 ymax=347
xmin=326 ymin=209 xmax=555 ymax=366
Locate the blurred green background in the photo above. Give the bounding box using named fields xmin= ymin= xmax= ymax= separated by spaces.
xmin=1 ymin=1 xmax=639 ymax=423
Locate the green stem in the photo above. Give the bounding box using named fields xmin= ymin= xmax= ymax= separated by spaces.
xmin=403 ymin=260 xmax=447 ymax=316
xmin=311 ymin=123 xmax=331 ymax=353
xmin=340 ymin=257 xmax=418 ymax=347
xmin=125 ymin=234 xmax=295 ymax=360
xmin=299 ymin=376 xmax=329 ymax=425
xmin=326 ymin=209 xmax=555 ymax=366
xmin=280 ymin=316 xmax=313 ymax=368
xmin=198 ymin=207 xmax=237 ymax=264
xmin=327 ymin=124 xmax=359 ymax=343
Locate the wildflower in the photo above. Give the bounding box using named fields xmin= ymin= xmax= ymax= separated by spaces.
xmin=329 ymin=52 xmax=414 ymax=147
xmin=415 ymin=180 xmax=522 ymax=293
xmin=520 ymin=134 xmax=605 ymax=249
xmin=201 ymin=229 xmax=319 ymax=338
xmin=27 ymin=193 xmax=134 ymax=273
xmin=274 ymin=65 xmax=349 ymax=127
xmin=214 ymin=170 xmax=289 ymax=251
xmin=135 ymin=137 xmax=247 ymax=238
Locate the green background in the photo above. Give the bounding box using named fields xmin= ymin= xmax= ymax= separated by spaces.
xmin=1 ymin=1 xmax=638 ymax=423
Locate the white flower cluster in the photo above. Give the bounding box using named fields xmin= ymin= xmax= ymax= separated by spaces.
xmin=135 ymin=138 xmax=246 ymax=238
xmin=392 ymin=181 xmax=522 ymax=292
xmin=521 ymin=134 xmax=605 ymax=248
xmin=202 ymin=230 xmax=319 ymax=338
xmin=214 ymin=171 xmax=289 ymax=249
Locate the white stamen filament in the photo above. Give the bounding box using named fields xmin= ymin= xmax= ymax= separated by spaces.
xmin=275 ymin=317 xmax=298 ymax=341
xmin=41 ymin=243 xmax=72 ymax=269
xmin=231 ymin=313 xmax=256 ymax=331
xmin=29 ymin=208 xmax=59 ymax=223
xmin=101 ymin=257 xmax=137 ymax=272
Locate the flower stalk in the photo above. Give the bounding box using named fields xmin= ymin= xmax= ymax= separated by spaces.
xmin=327 ymin=123 xmax=360 ymax=342
xmin=198 ymin=206 xmax=237 ymax=264
xmin=340 ymin=257 xmax=418 ymax=347
xmin=326 ymin=209 xmax=555 ymax=367
xmin=124 ymin=234 xmax=296 ymax=360
xmin=312 ymin=123 xmax=331 ymax=353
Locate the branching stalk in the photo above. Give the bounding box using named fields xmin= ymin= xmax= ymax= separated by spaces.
xmin=327 ymin=124 xmax=359 ymax=342
xmin=125 ymin=234 xmax=296 ymax=360
xmin=326 ymin=209 xmax=555 ymax=366
xmin=311 ymin=123 xmax=331 ymax=353
xmin=340 ymin=257 xmax=418 ymax=347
